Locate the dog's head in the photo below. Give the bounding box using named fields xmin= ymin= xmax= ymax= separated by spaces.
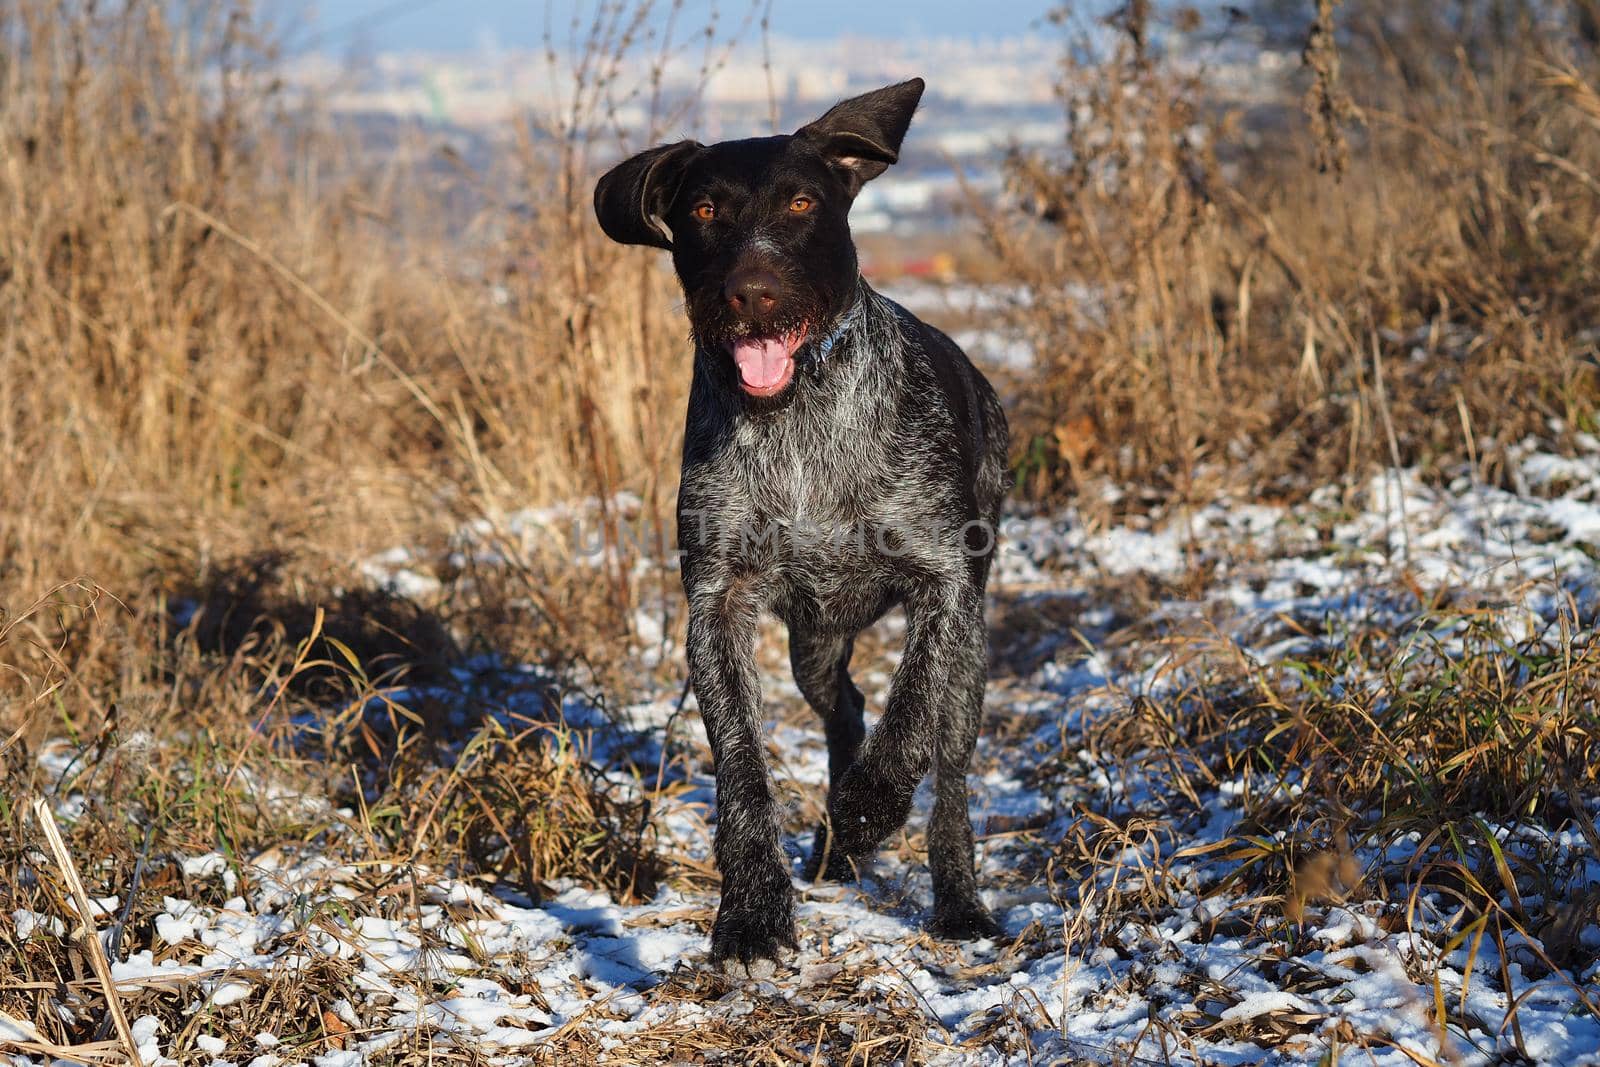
xmin=594 ymin=79 xmax=924 ymax=403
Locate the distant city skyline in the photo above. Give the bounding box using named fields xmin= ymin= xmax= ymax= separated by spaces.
xmin=288 ymin=0 xmax=1066 ymax=54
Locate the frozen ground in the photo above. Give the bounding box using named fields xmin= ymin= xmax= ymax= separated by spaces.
xmin=10 ymin=435 xmax=1600 ymax=1065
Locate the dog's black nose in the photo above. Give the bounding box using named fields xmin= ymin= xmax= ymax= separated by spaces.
xmin=724 ymin=270 xmax=781 ymax=320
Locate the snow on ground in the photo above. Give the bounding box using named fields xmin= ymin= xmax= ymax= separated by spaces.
xmin=12 ymin=434 xmax=1600 ymax=1065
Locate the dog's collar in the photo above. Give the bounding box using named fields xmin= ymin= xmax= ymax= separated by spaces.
xmin=805 ymin=292 xmax=866 ymax=371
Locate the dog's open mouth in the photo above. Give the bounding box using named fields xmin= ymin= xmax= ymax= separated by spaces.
xmin=728 ymin=329 xmax=807 ymax=397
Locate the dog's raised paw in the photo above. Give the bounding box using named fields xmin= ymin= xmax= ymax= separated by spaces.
xmin=928 ymin=898 xmax=1003 ymax=942
xmin=827 ymin=761 xmax=917 ymax=855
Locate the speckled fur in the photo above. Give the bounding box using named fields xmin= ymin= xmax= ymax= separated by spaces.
xmin=595 ymin=80 xmax=1009 ymax=970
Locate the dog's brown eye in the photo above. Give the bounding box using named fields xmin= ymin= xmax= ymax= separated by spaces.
xmin=693 ymin=202 xmax=715 ymax=222
xmin=789 ymin=195 xmax=814 ymax=214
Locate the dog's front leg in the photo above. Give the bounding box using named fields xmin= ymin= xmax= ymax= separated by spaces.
xmin=686 ymin=578 xmax=796 ymax=973
xmin=825 ymin=580 xmax=967 ymax=857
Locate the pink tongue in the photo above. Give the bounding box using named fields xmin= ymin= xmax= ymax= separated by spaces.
xmin=731 ymin=338 xmax=793 ymax=390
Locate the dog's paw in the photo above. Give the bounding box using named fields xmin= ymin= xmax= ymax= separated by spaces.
xmin=827 ymin=759 xmax=917 ymax=856
xmin=928 ymin=897 xmax=1002 ymax=942
xmin=801 ymin=823 xmax=859 ymax=883
xmin=709 ymin=885 xmax=796 ymax=975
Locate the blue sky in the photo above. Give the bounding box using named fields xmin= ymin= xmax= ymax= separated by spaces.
xmin=290 ymin=1 xmax=1062 ymax=53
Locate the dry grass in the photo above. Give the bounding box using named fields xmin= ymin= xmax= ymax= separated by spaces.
xmin=0 ymin=575 xmax=670 ymax=1061
xmin=1012 ymin=591 xmax=1600 ymax=1058
xmin=991 ymin=0 xmax=1600 ymax=511
xmin=0 ymin=0 xmax=693 ymax=703
xmin=1081 ymin=600 xmax=1600 ymax=896
xmin=0 ymin=3 xmax=694 ymax=1055
xmin=0 ymin=0 xmax=702 ymax=914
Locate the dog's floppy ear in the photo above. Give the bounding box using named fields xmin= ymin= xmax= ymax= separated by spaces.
xmin=796 ymin=78 xmax=925 ymax=196
xmin=593 ymin=140 xmax=703 ymax=249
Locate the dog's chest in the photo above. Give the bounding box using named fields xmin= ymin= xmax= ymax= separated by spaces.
xmin=729 ymin=417 xmax=865 ymax=527
xmin=698 ymin=415 xmax=859 ymax=535
xmin=716 ymin=415 xmax=948 ymax=618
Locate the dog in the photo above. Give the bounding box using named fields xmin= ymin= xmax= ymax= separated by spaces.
xmin=594 ymin=78 xmax=1009 ymax=972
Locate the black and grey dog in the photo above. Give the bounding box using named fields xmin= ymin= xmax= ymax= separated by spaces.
xmin=594 ymin=78 xmax=1009 ymax=972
